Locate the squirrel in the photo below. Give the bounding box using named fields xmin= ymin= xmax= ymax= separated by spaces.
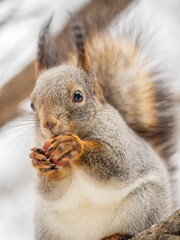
xmin=29 ymin=8 xmax=176 ymax=240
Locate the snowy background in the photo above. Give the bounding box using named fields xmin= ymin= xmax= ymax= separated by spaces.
xmin=0 ymin=0 xmax=180 ymax=239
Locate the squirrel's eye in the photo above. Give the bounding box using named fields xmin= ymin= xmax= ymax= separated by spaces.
xmin=31 ymin=102 xmax=35 ymax=111
xmin=73 ymin=90 xmax=83 ymax=102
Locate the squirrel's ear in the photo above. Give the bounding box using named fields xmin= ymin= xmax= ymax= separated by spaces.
xmin=35 ymin=16 xmax=58 ymax=79
xmin=72 ymin=16 xmax=90 ymax=72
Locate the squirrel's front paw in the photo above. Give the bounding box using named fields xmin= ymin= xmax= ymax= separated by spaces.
xmin=30 ymin=147 xmax=58 ymax=176
xmin=46 ymin=132 xmax=84 ymax=166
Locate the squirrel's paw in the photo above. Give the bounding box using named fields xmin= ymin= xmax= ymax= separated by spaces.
xmin=46 ymin=132 xmax=84 ymax=165
xmin=101 ymin=233 xmax=131 ymax=240
xmin=30 ymin=147 xmax=58 ymax=176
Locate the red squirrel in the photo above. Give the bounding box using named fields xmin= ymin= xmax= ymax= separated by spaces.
xmin=29 ymin=6 xmax=175 ymax=240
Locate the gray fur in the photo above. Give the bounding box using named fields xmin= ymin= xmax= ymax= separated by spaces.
xmin=31 ymin=5 xmax=175 ymax=239
xmin=31 ymin=64 xmax=172 ymax=239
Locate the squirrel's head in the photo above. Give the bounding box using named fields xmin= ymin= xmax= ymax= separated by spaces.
xmin=31 ymin=17 xmax=105 ymax=139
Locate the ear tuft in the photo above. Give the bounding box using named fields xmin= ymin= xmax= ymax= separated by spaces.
xmin=36 ymin=16 xmax=58 ymax=78
xmin=72 ymin=16 xmax=90 ymax=72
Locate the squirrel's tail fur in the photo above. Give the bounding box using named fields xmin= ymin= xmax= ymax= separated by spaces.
xmin=107 ymin=5 xmax=176 ymax=161
xmin=85 ymin=31 xmax=175 ymax=162
xmin=35 ymin=6 xmax=176 ymax=163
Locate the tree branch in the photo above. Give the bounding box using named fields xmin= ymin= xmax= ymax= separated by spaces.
xmin=130 ymin=209 xmax=180 ymax=240
xmin=0 ymin=62 xmax=35 ymax=127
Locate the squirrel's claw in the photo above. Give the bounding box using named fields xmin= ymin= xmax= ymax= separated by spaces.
xmin=30 ymin=147 xmax=59 ymax=176
xmin=47 ymin=133 xmax=75 ymax=152
xmin=30 ymin=133 xmax=83 ymax=176
xmin=47 ymin=132 xmax=84 ymax=164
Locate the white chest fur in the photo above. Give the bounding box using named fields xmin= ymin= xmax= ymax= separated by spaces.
xmin=37 ymin=170 xmax=161 ymax=240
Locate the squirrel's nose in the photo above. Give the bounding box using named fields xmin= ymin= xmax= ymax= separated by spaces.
xmin=42 ymin=120 xmax=57 ymax=130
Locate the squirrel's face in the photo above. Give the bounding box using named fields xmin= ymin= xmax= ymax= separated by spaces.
xmin=31 ymin=65 xmax=105 ymax=139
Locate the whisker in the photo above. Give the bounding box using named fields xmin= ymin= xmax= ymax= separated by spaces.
xmin=14 ymin=128 xmax=36 ymax=145
xmin=0 ymin=124 xmax=36 ymax=139
xmin=23 ymin=127 xmax=43 ymax=147
xmin=0 ymin=129 xmax=32 ymax=139
xmin=2 ymin=123 xmax=35 ymax=130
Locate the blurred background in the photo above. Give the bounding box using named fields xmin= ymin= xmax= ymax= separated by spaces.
xmin=0 ymin=0 xmax=180 ymax=239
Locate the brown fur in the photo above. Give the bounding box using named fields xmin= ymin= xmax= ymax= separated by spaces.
xmin=91 ymin=34 xmax=174 ymax=160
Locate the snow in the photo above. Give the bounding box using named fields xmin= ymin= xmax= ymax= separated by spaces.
xmin=0 ymin=0 xmax=180 ymax=239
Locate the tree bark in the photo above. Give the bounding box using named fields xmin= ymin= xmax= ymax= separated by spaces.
xmin=131 ymin=209 xmax=180 ymax=240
